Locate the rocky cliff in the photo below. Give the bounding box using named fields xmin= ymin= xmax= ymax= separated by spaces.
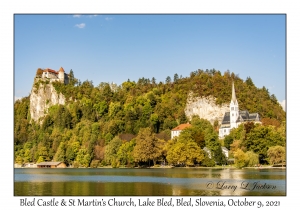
xmin=184 ymin=93 xmax=229 ymax=125
xmin=30 ymin=79 xmax=66 ymax=122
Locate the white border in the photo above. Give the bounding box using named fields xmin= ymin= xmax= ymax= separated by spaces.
xmin=2 ymin=1 xmax=297 ymax=209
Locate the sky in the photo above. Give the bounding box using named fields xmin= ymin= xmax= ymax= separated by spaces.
xmin=14 ymin=14 xmax=286 ymax=108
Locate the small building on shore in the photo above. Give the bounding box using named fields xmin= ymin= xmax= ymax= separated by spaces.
xmin=171 ymin=123 xmax=192 ymax=139
xmin=36 ymin=162 xmax=66 ymax=168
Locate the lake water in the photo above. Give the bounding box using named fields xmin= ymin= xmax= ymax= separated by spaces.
xmin=14 ymin=168 xmax=286 ymax=196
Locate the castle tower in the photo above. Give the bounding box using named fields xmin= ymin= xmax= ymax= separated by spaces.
xmin=230 ymin=82 xmax=239 ymax=129
xmin=58 ymin=67 xmax=65 ymax=83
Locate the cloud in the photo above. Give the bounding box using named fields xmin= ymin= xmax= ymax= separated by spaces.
xmin=105 ymin=17 xmax=113 ymax=21
xmin=280 ymin=100 xmax=286 ymax=111
xmin=73 ymin=15 xmax=98 ymax=18
xmin=75 ymin=23 xmax=86 ymax=29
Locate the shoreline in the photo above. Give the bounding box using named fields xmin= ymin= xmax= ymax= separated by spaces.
xmin=14 ymin=165 xmax=286 ymax=169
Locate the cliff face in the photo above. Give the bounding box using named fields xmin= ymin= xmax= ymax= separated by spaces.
xmin=185 ymin=93 xmax=229 ymax=125
xmin=30 ymin=79 xmax=65 ymax=122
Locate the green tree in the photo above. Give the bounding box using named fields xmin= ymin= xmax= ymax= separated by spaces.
xmin=105 ymin=136 xmax=122 ymax=165
xmin=65 ymin=141 xmax=80 ymax=165
xmin=165 ymin=76 xmax=171 ymax=84
xmin=214 ymin=145 xmax=227 ymax=165
xmin=200 ymin=152 xmax=215 ymax=167
xmin=205 ymin=132 xmax=220 ymax=154
xmin=179 ymin=126 xmax=205 ymax=148
xmin=234 ymin=149 xmax=247 ymax=168
xmin=267 ymin=146 xmax=286 ymax=165
xmin=245 ymin=151 xmax=259 ymax=167
xmin=52 ymin=105 xmax=73 ymax=129
xmin=22 ymin=142 xmax=33 ymax=163
xmin=133 ymin=128 xmax=162 ymax=166
xmin=76 ymin=148 xmax=91 ymax=167
xmin=36 ymin=156 xmax=45 ymax=163
xmin=23 ymin=149 xmax=32 ymax=163
xmin=224 ymin=135 xmax=234 ymax=150
xmin=69 ymin=69 xmax=78 ymax=86
xmin=151 ymin=77 xmax=156 ymax=85
xmin=243 ymin=125 xmax=285 ymax=163
xmin=166 ymin=141 xmax=204 ymax=166
xmin=53 ymin=142 xmax=66 ymax=162
xmin=117 ymin=139 xmax=136 ymax=166
xmin=93 ymin=101 xmax=108 ymax=118
xmin=36 ymin=145 xmax=49 ymax=163
xmin=16 ymin=156 xmax=23 ymax=164
xmin=173 ymin=73 xmax=179 ymax=83
xmin=245 ymin=76 xmax=254 ymax=86
xmin=105 ymin=133 xmax=114 ymax=144
xmin=229 ymin=124 xmax=245 ymax=141
xmin=150 ymin=113 xmax=159 ymax=133
xmin=108 ymin=102 xmax=121 ymax=119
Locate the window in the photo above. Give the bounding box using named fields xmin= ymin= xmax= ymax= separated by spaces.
xmin=231 ymin=107 xmax=234 ymax=110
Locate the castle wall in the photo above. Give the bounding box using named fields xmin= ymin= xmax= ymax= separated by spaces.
xmin=41 ymin=69 xmax=69 ymax=84
xmin=42 ymin=72 xmax=59 ymax=80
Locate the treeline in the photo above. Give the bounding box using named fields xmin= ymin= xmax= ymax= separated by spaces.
xmin=14 ymin=68 xmax=286 ymax=167
xmin=224 ymin=121 xmax=286 ymax=168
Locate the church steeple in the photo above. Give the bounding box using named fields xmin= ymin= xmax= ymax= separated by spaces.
xmin=231 ymin=81 xmax=237 ymax=104
xmin=230 ymin=81 xmax=239 ymax=128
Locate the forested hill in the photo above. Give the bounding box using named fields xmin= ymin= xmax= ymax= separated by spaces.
xmin=14 ymin=68 xmax=285 ymax=167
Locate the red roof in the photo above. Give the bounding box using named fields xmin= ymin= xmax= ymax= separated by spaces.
xmin=171 ymin=123 xmax=191 ymax=131
xmin=59 ymin=67 xmax=64 ymax=72
xmin=44 ymin=68 xmax=58 ymax=74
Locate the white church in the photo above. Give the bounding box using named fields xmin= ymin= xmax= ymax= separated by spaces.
xmin=219 ymin=82 xmax=261 ymax=138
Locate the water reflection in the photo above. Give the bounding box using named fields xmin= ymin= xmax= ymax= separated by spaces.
xmin=14 ymin=168 xmax=285 ymax=196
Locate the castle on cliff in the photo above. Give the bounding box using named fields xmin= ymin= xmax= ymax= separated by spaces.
xmin=36 ymin=67 xmax=69 ymax=84
xmin=218 ymin=82 xmax=261 ymax=138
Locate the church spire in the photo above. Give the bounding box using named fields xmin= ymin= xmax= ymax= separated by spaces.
xmin=231 ymin=81 xmax=237 ymax=104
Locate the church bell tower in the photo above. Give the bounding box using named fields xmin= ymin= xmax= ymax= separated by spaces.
xmin=230 ymin=82 xmax=239 ymax=129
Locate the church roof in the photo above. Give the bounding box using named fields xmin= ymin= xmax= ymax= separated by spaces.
xmin=59 ymin=67 xmax=65 ymax=72
xmin=171 ymin=123 xmax=191 ymax=131
xmin=249 ymin=113 xmax=260 ymax=121
xmin=236 ymin=114 xmax=244 ymax=123
xmin=221 ymin=112 xmax=231 ymax=124
xmin=239 ymin=110 xmax=250 ymax=120
xmin=221 ymin=110 xmax=260 ymax=124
